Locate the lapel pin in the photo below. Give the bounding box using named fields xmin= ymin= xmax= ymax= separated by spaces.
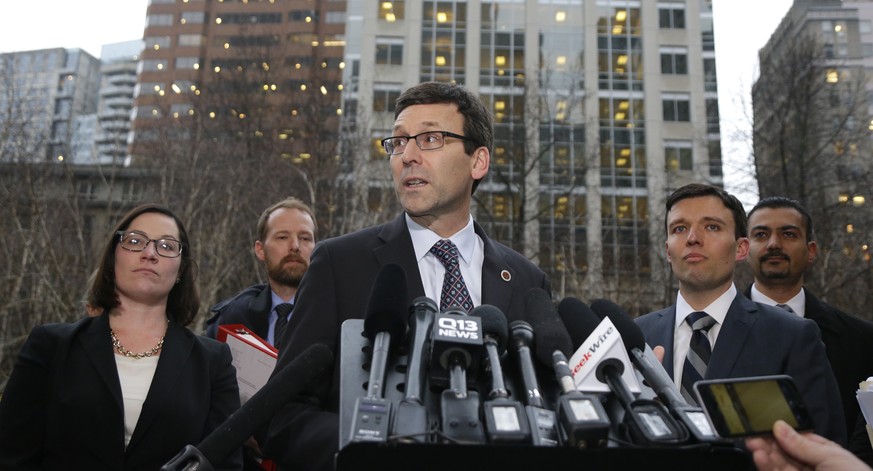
xmin=500 ymin=270 xmax=511 ymax=282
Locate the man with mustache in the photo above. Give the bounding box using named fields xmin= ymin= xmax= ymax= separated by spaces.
xmin=635 ymin=184 xmax=845 ymax=444
xmin=206 ymin=197 xmax=316 ymax=347
xmin=746 ymin=196 xmax=873 ymax=463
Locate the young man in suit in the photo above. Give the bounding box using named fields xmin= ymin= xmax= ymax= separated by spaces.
xmin=635 ymin=183 xmax=845 ymax=444
xmin=262 ymin=81 xmax=550 ymax=471
xmin=205 ymin=197 xmax=317 ymax=347
xmin=746 ymin=196 xmax=873 ymax=461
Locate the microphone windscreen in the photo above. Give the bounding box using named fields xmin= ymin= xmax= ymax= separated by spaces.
xmin=589 ymin=299 xmax=646 ymax=352
xmin=195 ymin=343 xmax=333 ymax=465
xmin=524 ymin=288 xmax=573 ymax=365
xmin=557 ymin=297 xmax=602 ymax=349
xmin=363 ymin=263 xmax=408 ymax=342
xmin=469 ymin=304 xmax=509 ymax=353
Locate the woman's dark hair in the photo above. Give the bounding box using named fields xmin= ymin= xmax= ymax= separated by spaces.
xmin=88 ymin=204 xmax=199 ymax=325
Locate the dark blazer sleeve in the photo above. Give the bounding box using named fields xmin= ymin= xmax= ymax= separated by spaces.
xmin=0 ymin=324 xmax=59 ymax=470
xmin=778 ymin=316 xmax=847 ymax=445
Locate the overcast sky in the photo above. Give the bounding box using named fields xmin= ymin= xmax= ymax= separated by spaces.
xmin=0 ymin=0 xmax=795 ymax=203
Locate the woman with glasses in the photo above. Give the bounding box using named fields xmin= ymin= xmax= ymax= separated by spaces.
xmin=0 ymin=204 xmax=242 ymax=470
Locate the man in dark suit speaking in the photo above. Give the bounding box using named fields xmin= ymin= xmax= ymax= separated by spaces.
xmin=635 ymin=183 xmax=845 ymax=444
xmin=262 ymin=81 xmax=551 ymax=470
xmin=745 ymin=196 xmax=873 ymax=461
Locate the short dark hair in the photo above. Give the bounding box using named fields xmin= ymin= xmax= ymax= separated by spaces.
xmin=88 ymin=204 xmax=199 ymax=326
xmin=394 ymin=81 xmax=493 ymax=193
xmin=665 ymin=183 xmax=748 ymax=239
xmin=256 ymin=197 xmax=317 ymax=242
xmin=747 ymin=196 xmax=815 ymax=242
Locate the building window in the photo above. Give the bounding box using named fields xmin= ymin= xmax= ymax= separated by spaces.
xmin=658 ymin=4 xmax=685 ymax=29
xmin=218 ymin=13 xmax=281 ymax=24
xmin=175 ymin=57 xmax=201 ymax=70
xmin=178 ymin=34 xmax=204 ymax=47
xmin=141 ymin=59 xmax=168 ymax=72
xmin=660 ymin=48 xmax=687 ymax=75
xmin=326 ymin=11 xmax=346 ymax=24
xmin=290 ymin=10 xmax=318 ymax=22
xmin=180 ymin=11 xmax=206 ymax=25
xmin=373 ymin=86 xmax=401 ymax=112
xmin=662 ymin=94 xmax=690 ymax=122
xmin=703 ymin=58 xmax=717 ymax=92
xmin=665 ymin=141 xmax=693 ymax=171
xmin=376 ymin=39 xmax=404 ymax=65
xmin=379 ymin=1 xmax=405 ymax=22
xmin=145 ymin=36 xmax=171 ymax=51
xmin=147 ymin=14 xmax=173 ymax=27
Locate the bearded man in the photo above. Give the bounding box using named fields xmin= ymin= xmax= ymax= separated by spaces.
xmin=206 ymin=197 xmax=316 ymax=348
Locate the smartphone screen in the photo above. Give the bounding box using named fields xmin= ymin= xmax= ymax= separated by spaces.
xmin=693 ymin=375 xmax=815 ymax=438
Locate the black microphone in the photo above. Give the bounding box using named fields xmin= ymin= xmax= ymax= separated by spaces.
xmin=525 ymin=289 xmax=609 ymax=449
xmin=431 ymin=306 xmax=486 ymax=443
xmin=506 ymin=288 xmax=558 ymax=447
xmin=589 ymin=299 xmax=719 ymax=443
xmin=559 ymin=297 xmax=685 ymax=446
xmin=160 ymin=343 xmax=334 ymax=471
xmin=391 ymin=296 xmax=437 ymax=442
xmin=469 ymin=304 xmax=531 ymax=443
xmin=349 ymin=264 xmax=408 ymax=443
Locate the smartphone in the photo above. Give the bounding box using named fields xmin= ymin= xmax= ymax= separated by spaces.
xmin=693 ymin=375 xmax=815 ymax=438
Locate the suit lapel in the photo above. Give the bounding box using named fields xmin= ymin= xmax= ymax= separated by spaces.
xmin=373 ymin=214 xmax=427 ymax=299
xmin=80 ymin=313 xmax=124 ymax=412
xmin=649 ymin=307 xmax=678 ymax=378
xmin=247 ymin=285 xmax=273 ymax=339
xmin=126 ymin=323 xmax=193 ymax=451
xmin=803 ymin=291 xmax=840 ymax=338
xmin=707 ymin=293 xmax=757 ymax=378
xmin=477 ymin=224 xmax=516 ymax=319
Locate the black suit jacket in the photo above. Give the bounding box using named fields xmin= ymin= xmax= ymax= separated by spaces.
xmin=635 ymin=292 xmax=846 ymax=445
xmin=205 ymin=283 xmax=273 ymax=340
xmin=263 ymin=214 xmax=551 ymax=471
xmin=744 ymin=286 xmax=873 ymax=448
xmin=0 ymin=313 xmax=243 ymax=471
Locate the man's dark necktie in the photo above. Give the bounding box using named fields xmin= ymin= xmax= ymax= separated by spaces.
xmin=681 ymin=311 xmax=716 ymax=404
xmin=776 ymin=303 xmax=796 ymax=314
xmin=429 ymin=239 xmax=474 ymax=312
xmin=273 ymin=302 xmax=294 ymax=348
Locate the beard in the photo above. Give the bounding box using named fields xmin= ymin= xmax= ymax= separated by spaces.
xmin=759 ymin=253 xmax=791 ymax=279
xmin=266 ymin=253 xmax=308 ymax=288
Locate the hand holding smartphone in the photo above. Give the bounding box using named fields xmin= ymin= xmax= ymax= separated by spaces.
xmin=693 ymin=375 xmax=815 ymax=439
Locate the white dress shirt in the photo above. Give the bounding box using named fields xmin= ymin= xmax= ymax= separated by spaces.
xmin=750 ymin=284 xmax=806 ymax=317
xmin=671 ymin=284 xmax=737 ymax=388
xmin=406 ymin=213 xmax=484 ymax=309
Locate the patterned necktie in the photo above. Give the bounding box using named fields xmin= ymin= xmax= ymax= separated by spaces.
xmin=429 ymin=239 xmax=474 ymax=312
xmin=273 ymin=303 xmax=294 ymax=348
xmin=681 ymin=311 xmax=716 ymax=404
xmin=776 ymin=303 xmax=796 ymax=314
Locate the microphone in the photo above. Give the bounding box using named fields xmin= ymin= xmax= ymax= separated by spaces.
xmin=430 ymin=306 xmax=486 ymax=443
xmin=525 ymin=288 xmax=609 ymax=448
xmin=469 ymin=304 xmax=531 ymax=443
xmin=391 ymin=296 xmax=437 ymax=443
xmin=559 ymin=297 xmax=686 ymax=446
xmin=349 ymin=264 xmax=408 ymax=443
xmin=160 ymin=343 xmax=334 ymax=471
xmin=505 ymin=288 xmax=559 ymax=447
xmin=589 ymin=299 xmax=718 ymax=443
